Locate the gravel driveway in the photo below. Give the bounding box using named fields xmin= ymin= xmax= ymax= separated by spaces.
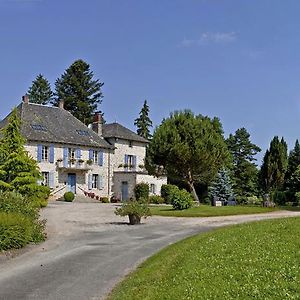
xmin=1 ymin=202 xmax=300 ymax=300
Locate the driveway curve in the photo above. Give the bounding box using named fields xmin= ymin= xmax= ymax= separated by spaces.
xmin=1 ymin=202 xmax=300 ymax=300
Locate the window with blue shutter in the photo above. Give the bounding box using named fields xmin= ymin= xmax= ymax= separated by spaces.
xmin=98 ymin=151 xmax=104 ymax=166
xmin=63 ymin=147 xmax=68 ymax=167
xmin=88 ymin=174 xmax=92 ymax=190
xmin=89 ymin=149 xmax=93 ymax=161
xmin=49 ymin=145 xmax=54 ymax=163
xmin=76 ymin=149 xmax=81 ymax=159
xmin=124 ymin=154 xmax=129 ymax=171
xmin=49 ymin=172 xmax=55 ymax=189
xmin=37 ymin=144 xmax=42 ymax=162
xmin=132 ymin=155 xmax=137 ymax=170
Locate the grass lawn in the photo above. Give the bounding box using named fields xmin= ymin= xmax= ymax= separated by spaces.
xmin=108 ymin=217 xmax=300 ymax=300
xmin=149 ymin=204 xmax=279 ymax=217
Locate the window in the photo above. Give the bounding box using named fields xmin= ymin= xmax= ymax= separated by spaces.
xmin=150 ymin=184 xmax=156 ymax=194
xmin=42 ymin=146 xmax=49 ymax=161
xmin=129 ymin=141 xmax=133 ymax=148
xmin=42 ymin=172 xmax=49 ymax=186
xmin=93 ymin=151 xmax=98 ymax=164
xmin=68 ymin=148 xmax=76 ymax=160
xmin=31 ymin=124 xmax=47 ymax=131
xmin=92 ymin=174 xmax=98 ymax=189
xmin=76 ymin=129 xmax=89 ymax=136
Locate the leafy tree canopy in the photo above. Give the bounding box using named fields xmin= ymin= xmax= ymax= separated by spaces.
xmin=27 ymin=74 xmax=53 ymax=105
xmin=146 ymin=110 xmax=229 ymax=202
xmin=53 ymin=59 xmax=104 ymax=125
xmin=134 ymin=100 xmax=153 ymax=139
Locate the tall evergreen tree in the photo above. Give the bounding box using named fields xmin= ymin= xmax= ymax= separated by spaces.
xmin=27 ymin=74 xmax=53 ymax=105
xmin=53 ymin=59 xmax=104 ymax=125
xmin=134 ymin=100 xmax=153 ymax=139
xmin=226 ymin=128 xmax=261 ymax=196
xmin=209 ymin=168 xmax=234 ymax=201
xmin=0 ymin=108 xmax=42 ymax=195
xmin=285 ymin=140 xmax=300 ymax=190
xmin=259 ymin=136 xmax=288 ymax=192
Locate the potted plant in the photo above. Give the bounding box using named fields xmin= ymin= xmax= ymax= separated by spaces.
xmin=69 ymin=158 xmax=76 ymax=164
xmin=115 ymin=199 xmax=151 ymax=225
xmin=78 ymin=158 xmax=85 ymax=164
xmin=86 ymin=159 xmax=93 ymax=165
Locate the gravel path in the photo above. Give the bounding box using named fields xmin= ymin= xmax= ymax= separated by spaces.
xmin=1 ymin=202 xmax=300 ymax=300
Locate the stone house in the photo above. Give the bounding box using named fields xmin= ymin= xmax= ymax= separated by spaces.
xmin=0 ymin=96 xmax=167 ymax=200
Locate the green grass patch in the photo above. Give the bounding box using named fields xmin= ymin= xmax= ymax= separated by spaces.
xmin=109 ymin=217 xmax=300 ymax=300
xmin=149 ymin=205 xmax=279 ymax=217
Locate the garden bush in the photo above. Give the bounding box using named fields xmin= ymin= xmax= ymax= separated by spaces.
xmin=100 ymin=197 xmax=109 ymax=203
xmin=149 ymin=195 xmax=164 ymax=204
xmin=271 ymin=191 xmax=287 ymax=205
xmin=0 ymin=212 xmax=33 ymax=250
xmin=170 ymin=188 xmax=193 ymax=210
xmin=295 ymin=192 xmax=300 ymax=206
xmin=64 ymin=191 xmax=75 ymax=202
xmin=134 ymin=183 xmax=149 ymax=201
xmin=161 ymin=184 xmax=179 ymax=204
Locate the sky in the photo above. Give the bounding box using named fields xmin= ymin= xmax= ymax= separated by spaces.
xmin=1 ymin=0 xmax=300 ymax=164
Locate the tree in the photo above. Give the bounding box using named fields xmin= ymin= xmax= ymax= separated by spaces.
xmin=134 ymin=100 xmax=153 ymax=139
xmin=53 ymin=59 xmax=104 ymax=125
xmin=27 ymin=74 xmax=53 ymax=105
xmin=209 ymin=168 xmax=234 ymax=201
xmin=0 ymin=108 xmax=42 ymax=195
xmin=226 ymin=128 xmax=261 ymax=196
xmin=259 ymin=136 xmax=288 ymax=192
xmin=285 ymin=139 xmax=300 ymax=192
xmin=146 ymin=110 xmax=229 ymax=202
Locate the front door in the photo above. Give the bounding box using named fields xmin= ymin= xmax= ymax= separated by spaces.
xmin=121 ymin=181 xmax=129 ymax=201
xmin=68 ymin=173 xmax=76 ymax=194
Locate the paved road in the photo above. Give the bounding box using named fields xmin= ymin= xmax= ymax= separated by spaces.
xmin=1 ymin=202 xmax=300 ymax=300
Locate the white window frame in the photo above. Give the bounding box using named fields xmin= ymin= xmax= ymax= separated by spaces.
xmin=68 ymin=148 xmax=76 ymax=160
xmin=93 ymin=151 xmax=98 ymax=164
xmin=92 ymin=174 xmax=98 ymax=189
xmin=42 ymin=172 xmax=49 ymax=186
xmin=42 ymin=146 xmax=49 ymax=161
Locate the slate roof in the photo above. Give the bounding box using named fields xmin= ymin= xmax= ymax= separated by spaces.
xmin=0 ymin=103 xmax=113 ymax=149
xmin=102 ymin=123 xmax=149 ymax=143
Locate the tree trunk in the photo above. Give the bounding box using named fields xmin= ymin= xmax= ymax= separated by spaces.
xmin=188 ymin=181 xmax=200 ymax=203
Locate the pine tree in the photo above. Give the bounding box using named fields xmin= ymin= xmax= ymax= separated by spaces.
xmin=0 ymin=108 xmax=42 ymax=195
xmin=209 ymin=168 xmax=234 ymax=200
xmin=285 ymin=140 xmax=300 ymax=191
xmin=134 ymin=100 xmax=153 ymax=139
xmin=27 ymin=74 xmax=53 ymax=105
xmin=259 ymin=136 xmax=288 ymax=192
xmin=226 ymin=128 xmax=261 ymax=196
xmin=53 ymin=59 xmax=104 ymax=125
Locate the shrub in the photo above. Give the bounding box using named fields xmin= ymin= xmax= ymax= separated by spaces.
xmin=134 ymin=183 xmax=149 ymax=201
xmin=171 ymin=189 xmax=193 ymax=210
xmin=271 ymin=191 xmax=286 ymax=206
xmin=100 ymin=197 xmax=109 ymax=203
xmin=0 ymin=212 xmax=33 ymax=250
xmin=295 ymin=192 xmax=300 ymax=206
xmin=161 ymin=184 xmax=179 ymax=204
xmin=149 ymin=195 xmax=164 ymax=204
xmin=64 ymin=191 xmax=75 ymax=202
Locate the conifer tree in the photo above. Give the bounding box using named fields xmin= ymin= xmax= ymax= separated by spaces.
xmin=226 ymin=128 xmax=261 ymax=196
xmin=285 ymin=140 xmax=300 ymax=191
xmin=209 ymin=168 xmax=234 ymax=200
xmin=53 ymin=59 xmax=104 ymax=125
xmin=27 ymin=74 xmax=53 ymax=105
xmin=259 ymin=136 xmax=288 ymax=192
xmin=134 ymin=100 xmax=153 ymax=139
xmin=0 ymin=108 xmax=42 ymax=195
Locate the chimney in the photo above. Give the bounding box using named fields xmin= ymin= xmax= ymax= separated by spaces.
xmin=92 ymin=111 xmax=103 ymax=136
xmin=22 ymin=94 xmax=29 ymax=104
xmin=58 ymin=99 xmax=64 ymax=109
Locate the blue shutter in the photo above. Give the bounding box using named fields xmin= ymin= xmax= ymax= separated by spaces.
xmin=98 ymin=175 xmax=104 ymax=190
xmin=88 ymin=174 xmax=92 ymax=190
xmin=76 ymin=149 xmax=81 ymax=159
xmin=132 ymin=155 xmax=137 ymax=170
xmin=49 ymin=172 xmax=55 ymax=189
xmin=49 ymin=144 xmax=54 ymax=163
xmin=37 ymin=144 xmax=42 ymax=162
xmin=124 ymin=154 xmax=129 ymax=171
xmin=89 ymin=149 xmax=93 ymax=160
xmin=63 ymin=148 xmax=68 ymax=167
xmin=98 ymin=151 xmax=104 ymax=166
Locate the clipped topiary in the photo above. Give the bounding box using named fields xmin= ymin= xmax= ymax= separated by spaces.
xmin=64 ymin=191 xmax=75 ymax=202
xmin=134 ymin=183 xmax=149 ymax=201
